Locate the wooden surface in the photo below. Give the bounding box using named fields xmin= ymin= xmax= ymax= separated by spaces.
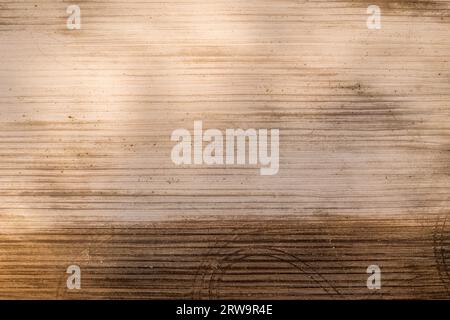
xmin=0 ymin=0 xmax=449 ymax=299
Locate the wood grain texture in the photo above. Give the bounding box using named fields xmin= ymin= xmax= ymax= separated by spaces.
xmin=0 ymin=0 xmax=449 ymax=299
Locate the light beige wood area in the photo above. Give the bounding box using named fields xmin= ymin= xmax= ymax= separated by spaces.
xmin=0 ymin=0 xmax=449 ymax=299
